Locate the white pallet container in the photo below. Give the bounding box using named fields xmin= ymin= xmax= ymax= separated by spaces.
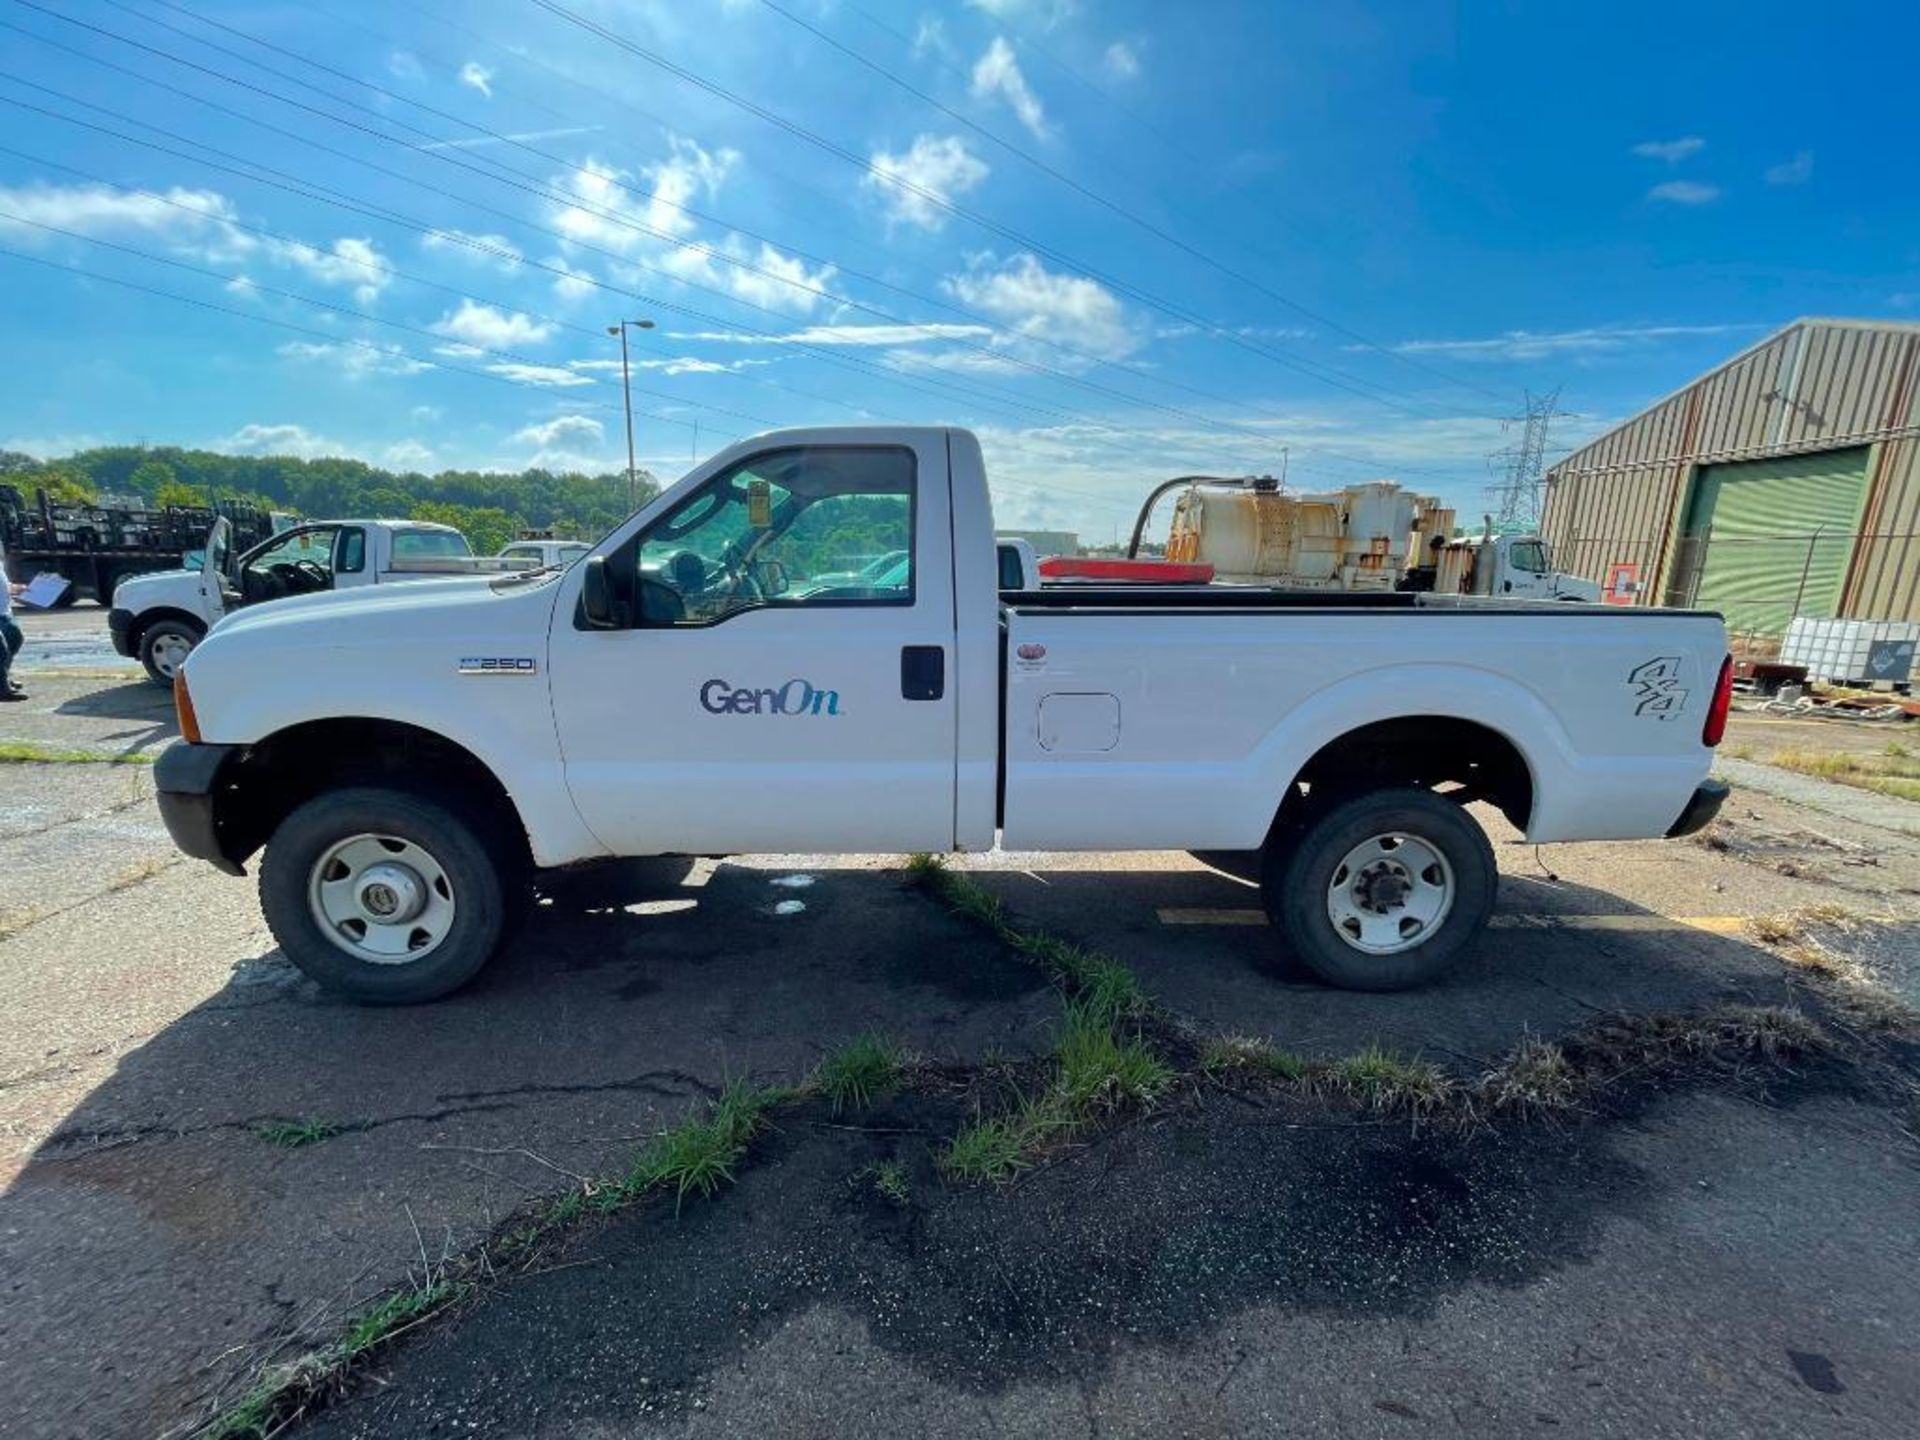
xmin=1779 ymin=616 xmax=1919 ymax=685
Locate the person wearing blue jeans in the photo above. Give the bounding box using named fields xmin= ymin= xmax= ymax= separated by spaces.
xmin=0 ymin=562 xmax=25 ymax=702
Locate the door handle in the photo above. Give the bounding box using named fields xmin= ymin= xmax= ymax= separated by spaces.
xmin=900 ymin=645 xmax=945 ymax=701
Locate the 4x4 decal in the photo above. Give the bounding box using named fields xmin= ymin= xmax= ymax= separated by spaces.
xmin=1627 ymin=656 xmax=1688 ymax=720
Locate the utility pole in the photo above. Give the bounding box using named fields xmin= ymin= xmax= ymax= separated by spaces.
xmin=606 ymin=318 xmax=654 ymax=512
xmin=1486 ymin=387 xmax=1565 ymax=532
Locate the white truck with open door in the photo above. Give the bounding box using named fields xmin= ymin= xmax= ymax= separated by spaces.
xmin=110 ymin=518 xmax=476 ymax=685
xmin=152 ymin=427 xmax=1730 ymax=1003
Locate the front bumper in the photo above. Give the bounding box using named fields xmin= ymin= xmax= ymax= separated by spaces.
xmin=154 ymin=740 xmax=246 ymax=874
xmin=108 ymin=607 xmax=135 ymax=657
xmin=1665 ymin=779 xmax=1730 ymax=838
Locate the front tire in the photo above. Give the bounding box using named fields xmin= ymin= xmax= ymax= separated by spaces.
xmin=260 ymin=787 xmax=506 ymax=1004
xmin=1261 ymin=787 xmax=1495 ymax=992
xmin=139 ymin=619 xmax=203 ymax=687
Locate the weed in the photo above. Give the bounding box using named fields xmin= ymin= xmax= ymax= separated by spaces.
xmin=815 ymin=1034 xmax=904 ymax=1114
xmin=629 ymin=1077 xmax=777 ymax=1207
xmin=1052 ymin=999 xmax=1174 ymax=1113
xmin=340 ymin=1281 xmax=456 ymax=1357
xmin=1767 ymin=747 xmax=1920 ymax=802
xmin=865 ymin=1160 xmax=910 ymax=1204
xmin=254 ymin=1119 xmax=339 ymax=1148
xmin=1888 ymin=739 xmax=1911 ymax=759
xmin=1724 ymin=743 xmax=1755 ymax=760
xmin=942 ymin=1112 xmax=1034 ymax=1183
xmin=1479 ymin=1034 xmax=1577 ymax=1116
xmin=904 ymin=851 xmax=945 ymax=882
xmin=1200 ymin=1034 xmax=1310 ymax=1083
xmin=1327 ymin=1045 xmax=1453 ymax=1115
xmin=0 ymin=741 xmax=155 ymax=765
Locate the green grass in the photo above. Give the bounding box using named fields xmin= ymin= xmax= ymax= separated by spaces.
xmin=865 ymin=1160 xmax=910 ymax=1204
xmin=340 ymin=1281 xmax=457 ymax=1357
xmin=1052 ymin=999 xmax=1174 ymax=1112
xmin=815 ymin=1033 xmax=904 ymax=1114
xmin=942 ymin=1110 xmax=1040 ymax=1182
xmin=1478 ymin=1034 xmax=1577 ymax=1116
xmin=627 ymin=1078 xmax=779 ymax=1208
xmin=254 ymin=1119 xmax=340 ymax=1148
xmin=1199 ymin=1034 xmax=1310 ymax=1083
xmin=1327 ymin=1045 xmax=1454 ymax=1115
xmin=1765 ymin=746 xmax=1920 ymax=803
xmin=0 ymin=740 xmax=155 ymax=765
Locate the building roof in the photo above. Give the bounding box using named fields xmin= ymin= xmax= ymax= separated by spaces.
xmin=1551 ymin=316 xmax=1920 ymax=477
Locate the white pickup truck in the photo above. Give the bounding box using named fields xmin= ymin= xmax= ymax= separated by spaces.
xmin=153 ymin=427 xmax=1731 ymax=1003
xmin=111 ymin=517 xmax=475 ymax=685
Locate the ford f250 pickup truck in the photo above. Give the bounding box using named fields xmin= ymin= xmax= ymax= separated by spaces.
xmin=152 ymin=427 xmax=1731 ymax=1003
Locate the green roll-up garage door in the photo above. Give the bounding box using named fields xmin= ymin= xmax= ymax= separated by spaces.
xmin=1678 ymin=447 xmax=1870 ymax=635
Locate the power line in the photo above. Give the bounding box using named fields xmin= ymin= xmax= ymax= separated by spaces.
xmin=526 ymin=0 xmax=1486 ymax=423
xmin=756 ymin=0 xmax=1511 ymax=406
xmin=29 ymin=0 xmax=1429 ymax=468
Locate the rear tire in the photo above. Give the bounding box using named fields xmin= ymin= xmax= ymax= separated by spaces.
xmin=260 ymin=786 xmax=506 ymax=1004
xmin=1261 ymin=787 xmax=1495 ymax=992
xmin=139 ymin=619 xmax=203 ymax=687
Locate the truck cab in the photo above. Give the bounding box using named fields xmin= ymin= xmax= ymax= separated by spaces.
xmin=111 ymin=518 xmax=473 ymax=685
xmin=1442 ymin=533 xmax=1602 ymax=602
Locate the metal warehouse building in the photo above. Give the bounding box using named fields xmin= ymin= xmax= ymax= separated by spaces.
xmin=1541 ymin=317 xmax=1920 ymax=641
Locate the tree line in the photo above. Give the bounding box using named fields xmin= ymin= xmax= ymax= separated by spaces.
xmin=0 ymin=446 xmax=660 ymax=556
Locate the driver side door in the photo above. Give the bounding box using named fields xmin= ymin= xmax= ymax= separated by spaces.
xmin=236 ymin=526 xmax=341 ymax=607
xmin=547 ymin=438 xmax=958 ymax=856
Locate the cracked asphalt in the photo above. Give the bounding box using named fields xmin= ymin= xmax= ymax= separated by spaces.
xmin=4 ymin=637 xmax=1920 ymax=1439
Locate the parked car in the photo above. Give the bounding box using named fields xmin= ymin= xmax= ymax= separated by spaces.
xmin=111 ymin=518 xmax=475 ymax=685
xmin=153 ymin=427 xmax=1731 ymax=1003
xmin=496 ymin=539 xmax=590 ymax=570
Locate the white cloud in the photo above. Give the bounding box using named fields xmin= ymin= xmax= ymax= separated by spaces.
xmin=1632 ymin=136 xmax=1705 ymax=164
xmin=943 ymin=251 xmax=1140 ymax=361
xmin=1102 ymin=41 xmax=1141 ymax=81
xmin=970 ymin=37 xmax=1050 ymax=140
xmin=1765 ymin=150 xmax=1814 ymax=186
xmin=1647 ymin=180 xmax=1720 ymax=205
xmin=458 ymin=61 xmax=493 ymax=98
xmin=384 ymin=439 xmax=434 ymax=469
xmin=513 ymin=414 xmax=604 ymax=449
xmin=277 ymin=340 xmax=432 ymax=379
xmin=387 ymin=51 xmax=425 ymax=82
xmin=485 ymin=361 xmax=593 ymax=388
xmin=1375 ymin=322 xmax=1758 ymax=363
xmin=547 ymin=255 xmax=597 ymax=302
xmin=912 ymin=15 xmax=951 ymax=60
xmin=410 ymin=405 xmax=442 ymax=423
xmin=216 ymin=423 xmax=346 ymax=459
xmin=966 ymin=0 xmax=1074 ymax=26
xmin=430 ymin=299 xmax=555 ymax=350
xmin=679 ymin=322 xmax=994 ymax=347
xmin=0 ymin=181 xmax=392 ymax=306
xmin=420 ymin=230 xmax=523 ymax=271
xmin=421 ymin=125 xmax=598 ymax=153
xmin=864 ymin=134 xmax=989 ymax=231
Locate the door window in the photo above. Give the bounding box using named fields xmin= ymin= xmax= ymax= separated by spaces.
xmin=239 ymin=527 xmax=340 ymax=602
xmin=1508 ymin=540 xmax=1548 ymax=574
xmin=627 ymin=446 xmax=915 ymax=626
xmin=336 ymin=528 xmax=367 ymax=574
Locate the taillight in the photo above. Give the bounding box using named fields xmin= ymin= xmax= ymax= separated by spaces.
xmin=1702 ymin=654 xmax=1733 ymax=748
xmin=173 ymin=669 xmax=202 ymax=744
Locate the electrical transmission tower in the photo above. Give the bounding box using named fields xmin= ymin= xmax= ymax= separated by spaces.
xmin=1486 ymin=388 xmax=1564 ymax=531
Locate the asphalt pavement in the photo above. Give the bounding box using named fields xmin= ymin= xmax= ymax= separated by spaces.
xmin=3 ymin=615 xmax=1918 ymax=1439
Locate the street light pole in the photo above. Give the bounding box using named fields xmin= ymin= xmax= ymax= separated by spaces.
xmin=606 ymin=318 xmax=654 ymax=513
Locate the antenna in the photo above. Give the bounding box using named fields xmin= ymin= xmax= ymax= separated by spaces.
xmin=1485 ymin=387 xmax=1566 ymax=531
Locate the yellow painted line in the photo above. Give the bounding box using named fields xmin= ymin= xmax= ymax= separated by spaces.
xmin=1155 ymin=907 xmax=1756 ymax=935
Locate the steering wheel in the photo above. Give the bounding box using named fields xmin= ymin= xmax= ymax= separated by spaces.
xmin=291 ymin=559 xmax=331 ymax=591
xmin=717 ymin=540 xmax=764 ymax=602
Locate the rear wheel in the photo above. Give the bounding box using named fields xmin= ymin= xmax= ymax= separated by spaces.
xmin=1261 ymin=787 xmax=1495 ymax=992
xmin=260 ymin=786 xmax=506 ymax=1003
xmin=139 ymin=619 xmax=203 ymax=687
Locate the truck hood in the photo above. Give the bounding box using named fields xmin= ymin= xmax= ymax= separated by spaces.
xmin=113 ymin=567 xmax=201 ymax=607
xmin=206 ymin=573 xmax=500 ymax=638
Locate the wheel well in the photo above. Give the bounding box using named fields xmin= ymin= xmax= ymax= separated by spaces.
xmin=130 ymin=607 xmax=206 ymax=651
xmin=1272 ymin=716 xmax=1534 ymax=838
xmin=215 ymin=718 xmax=531 ymax=872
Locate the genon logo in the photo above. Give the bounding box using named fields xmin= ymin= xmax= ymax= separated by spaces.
xmin=700 ymin=678 xmax=842 ymax=717
xmin=1016 ymin=643 xmax=1046 ymax=661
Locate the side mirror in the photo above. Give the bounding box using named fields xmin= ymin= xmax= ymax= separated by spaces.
xmin=581 ymin=554 xmax=621 ymax=629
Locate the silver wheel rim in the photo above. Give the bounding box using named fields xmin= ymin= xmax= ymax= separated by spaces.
xmin=307 ymin=833 xmax=457 ymax=965
xmin=1325 ymin=832 xmax=1455 ymax=956
xmin=150 ymin=632 xmax=194 ymax=678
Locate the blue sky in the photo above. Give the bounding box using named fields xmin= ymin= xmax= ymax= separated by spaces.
xmin=1 ymin=0 xmax=1914 ymax=538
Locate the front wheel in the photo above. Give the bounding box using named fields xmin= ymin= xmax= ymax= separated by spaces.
xmin=260 ymin=787 xmax=507 ymax=1003
xmin=1261 ymin=787 xmax=1495 ymax=992
xmin=139 ymin=619 xmax=203 ymax=687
